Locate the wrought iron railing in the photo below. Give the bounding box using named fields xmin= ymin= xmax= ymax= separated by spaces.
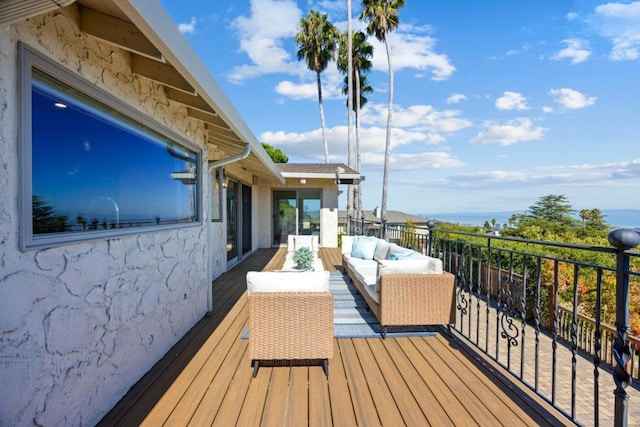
xmin=345 ymin=219 xmax=640 ymax=426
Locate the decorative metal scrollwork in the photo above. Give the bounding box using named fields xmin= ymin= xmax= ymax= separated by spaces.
xmin=499 ymin=275 xmax=522 ymax=347
xmin=613 ymin=328 xmax=632 ymax=393
xmin=455 ymin=252 xmax=471 ymax=315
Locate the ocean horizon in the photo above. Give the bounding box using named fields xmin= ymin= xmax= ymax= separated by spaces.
xmin=420 ymin=209 xmax=640 ymax=230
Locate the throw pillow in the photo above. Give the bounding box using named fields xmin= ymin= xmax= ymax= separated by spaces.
xmin=351 ymin=236 xmax=378 ymax=260
xmin=373 ymin=239 xmax=391 ymax=261
xmin=388 ymin=251 xmax=420 ymax=260
xmin=294 ymin=235 xmax=315 ymax=252
xmin=376 ymin=258 xmax=443 ymax=293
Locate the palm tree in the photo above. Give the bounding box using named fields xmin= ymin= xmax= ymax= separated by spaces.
xmin=360 ymin=0 xmax=405 ymax=220
xmin=338 ymin=30 xmax=373 ymax=220
xmin=295 ymin=10 xmax=340 ymax=163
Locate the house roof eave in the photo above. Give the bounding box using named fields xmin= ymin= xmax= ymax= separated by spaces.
xmin=108 ymin=0 xmax=285 ymax=183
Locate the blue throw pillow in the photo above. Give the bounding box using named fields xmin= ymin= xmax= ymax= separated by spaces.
xmin=388 ymin=250 xmax=419 ymax=260
xmin=351 ymin=236 xmax=378 ymax=260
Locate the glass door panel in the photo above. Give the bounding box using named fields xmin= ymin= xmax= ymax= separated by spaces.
xmin=272 ymin=190 xmax=297 ymax=246
xmin=242 ymin=184 xmax=251 ymax=255
xmin=226 ymin=181 xmax=237 ymax=262
xmin=298 ymin=190 xmax=321 ymax=237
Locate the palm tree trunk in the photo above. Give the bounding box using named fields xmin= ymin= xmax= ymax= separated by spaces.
xmin=316 ymin=70 xmax=329 ymax=163
xmin=381 ymin=34 xmax=393 ymax=220
xmin=346 ymin=0 xmax=355 ymax=219
xmin=355 ymin=69 xmax=363 ymax=221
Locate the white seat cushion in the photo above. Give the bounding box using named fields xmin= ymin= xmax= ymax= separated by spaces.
xmin=246 ymin=270 xmax=330 ymax=293
xmin=287 ymin=235 xmax=319 ymax=252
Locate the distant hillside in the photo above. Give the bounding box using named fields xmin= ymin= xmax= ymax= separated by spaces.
xmin=419 ymin=209 xmax=640 ymax=229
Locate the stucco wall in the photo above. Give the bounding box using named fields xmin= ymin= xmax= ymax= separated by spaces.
xmin=0 ymin=7 xmax=211 ymax=426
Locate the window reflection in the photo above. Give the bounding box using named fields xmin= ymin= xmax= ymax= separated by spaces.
xmin=31 ymin=72 xmax=198 ymax=235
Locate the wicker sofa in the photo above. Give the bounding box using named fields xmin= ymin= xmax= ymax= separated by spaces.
xmin=246 ymin=270 xmax=333 ymax=377
xmin=341 ymin=235 xmax=456 ymax=338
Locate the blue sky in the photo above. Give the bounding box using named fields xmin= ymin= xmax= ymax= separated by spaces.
xmin=159 ymin=0 xmax=640 ymax=215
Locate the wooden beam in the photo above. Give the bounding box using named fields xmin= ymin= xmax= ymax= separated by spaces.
xmin=79 ymin=6 xmax=162 ymax=60
xmin=165 ymin=88 xmax=216 ymax=114
xmin=132 ymin=55 xmax=195 ymax=94
xmin=188 ymin=108 xmax=231 ymax=130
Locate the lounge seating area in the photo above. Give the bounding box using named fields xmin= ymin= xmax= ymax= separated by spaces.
xmin=100 ymin=247 xmax=569 ymax=426
xmin=341 ymin=235 xmax=456 ymax=338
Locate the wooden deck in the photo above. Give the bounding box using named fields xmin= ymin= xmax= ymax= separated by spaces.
xmin=100 ymin=248 xmax=571 ymax=426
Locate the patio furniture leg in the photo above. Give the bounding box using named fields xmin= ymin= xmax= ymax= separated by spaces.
xmin=252 ymin=360 xmax=259 ymax=378
xmin=382 ymin=326 xmax=387 ymax=339
xmin=323 ymin=359 xmax=329 ymax=378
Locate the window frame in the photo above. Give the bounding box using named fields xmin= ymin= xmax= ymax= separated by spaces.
xmin=19 ymin=43 xmax=203 ymax=250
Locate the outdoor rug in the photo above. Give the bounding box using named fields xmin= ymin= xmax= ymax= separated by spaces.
xmin=242 ymin=272 xmax=438 ymax=339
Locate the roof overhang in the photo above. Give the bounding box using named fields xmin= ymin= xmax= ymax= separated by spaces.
xmin=1 ymin=0 xmax=285 ymax=184
xmin=0 ymin=0 xmax=76 ymax=25
xmin=280 ymin=171 xmax=363 ymax=185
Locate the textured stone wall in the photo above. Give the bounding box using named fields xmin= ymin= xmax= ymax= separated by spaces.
xmin=0 ymin=7 xmax=210 ymax=426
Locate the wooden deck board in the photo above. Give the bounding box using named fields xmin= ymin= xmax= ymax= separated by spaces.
xmin=326 ymin=340 xmax=358 ymax=426
xmin=100 ymin=247 xmax=571 ymax=427
xmin=351 ymin=338 xmax=407 ymax=426
xmin=421 ymin=336 xmax=528 ymax=426
xmin=286 ymin=367 xmax=309 ymax=425
xmin=339 ymin=339 xmax=382 ymax=426
xmin=260 ymin=366 xmax=290 ymax=426
xmin=390 ymin=339 xmax=477 ymax=426
xmin=206 ymin=338 xmax=254 ymax=426
xmin=370 ymin=337 xmax=451 ymax=427
xmin=412 ymin=336 xmax=504 ymax=426
xmin=235 ymin=363 xmax=270 ymax=426
xmin=308 ymin=366 xmax=332 ymax=427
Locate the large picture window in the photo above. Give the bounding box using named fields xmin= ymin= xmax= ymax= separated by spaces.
xmin=20 ymin=45 xmax=201 ymax=249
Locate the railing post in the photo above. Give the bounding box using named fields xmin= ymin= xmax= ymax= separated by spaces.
xmin=608 ymin=228 xmax=640 ymax=427
xmin=361 ymin=214 xmax=365 ymax=236
xmin=427 ymin=220 xmax=435 ymax=257
xmin=382 ymin=217 xmax=387 ymax=240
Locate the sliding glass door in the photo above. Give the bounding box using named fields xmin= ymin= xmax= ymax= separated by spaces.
xmin=227 ymin=181 xmax=252 ymax=264
xmin=272 ymin=189 xmax=321 ymax=246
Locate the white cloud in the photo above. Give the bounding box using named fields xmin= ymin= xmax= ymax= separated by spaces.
xmin=227 ymin=0 xmax=302 ymax=82
xmin=447 ymin=93 xmax=467 ymax=104
xmin=368 ymin=27 xmax=456 ymax=81
xmin=260 ymin=124 xmax=428 ymax=162
xmin=274 ymin=80 xmax=317 ymax=99
xmin=426 ymin=159 xmax=640 ymax=189
xmin=360 ymin=103 xmax=472 ymax=142
xmin=592 ymin=1 xmax=640 ymax=61
xmin=495 ymin=91 xmax=529 ymax=111
xmin=549 ymin=88 xmax=597 ymax=109
xmin=471 ymin=118 xmax=546 ymax=146
xmin=362 ymin=152 xmax=466 ymax=170
xmin=551 ymin=38 xmax=591 ymax=64
xmin=178 ymin=17 xmax=197 ymax=35
xmin=566 ymin=12 xmax=578 ymax=21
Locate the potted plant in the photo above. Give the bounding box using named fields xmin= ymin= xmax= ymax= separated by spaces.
xmin=292 ymin=246 xmax=314 ymax=270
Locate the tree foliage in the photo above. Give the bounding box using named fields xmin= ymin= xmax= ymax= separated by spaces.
xmin=480 ymin=194 xmax=640 ymax=337
xmin=32 ymin=195 xmax=68 ymax=234
xmin=261 ymin=142 xmax=288 ymax=163
xmin=294 ymin=10 xmax=340 ymax=163
xmin=505 ymin=194 xmax=608 ymax=240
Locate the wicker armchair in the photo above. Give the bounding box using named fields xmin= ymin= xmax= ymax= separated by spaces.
xmin=246 ymin=271 xmax=333 ymax=377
